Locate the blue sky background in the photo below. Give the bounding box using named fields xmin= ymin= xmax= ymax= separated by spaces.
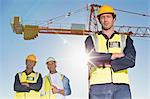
xmin=1 ymin=0 xmax=150 ymax=99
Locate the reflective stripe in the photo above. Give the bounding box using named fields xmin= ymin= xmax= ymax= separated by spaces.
xmin=35 ymin=72 xmax=39 ymax=80
xmin=121 ymin=34 xmax=127 ymax=53
xmin=40 ymin=90 xmax=51 ymax=96
xmin=90 ymin=33 xmax=129 ymax=85
xmin=18 ymin=72 xmax=39 ymax=83
xmin=91 ymin=33 xmax=127 ymax=53
xmin=61 ymin=74 xmax=64 ymax=80
xmin=47 ymin=75 xmax=51 ymax=85
xmin=18 ymin=72 xmax=22 ymax=80
xmin=40 ymin=74 xmax=65 ymax=99
xmin=40 ymin=76 xmax=50 ymax=96
xmin=91 ymin=34 xmax=99 ymax=52
xmin=45 ymin=91 xmax=51 ymax=95
xmin=18 ymin=72 xmax=39 ymax=81
xmin=15 ymin=72 xmax=40 ymax=99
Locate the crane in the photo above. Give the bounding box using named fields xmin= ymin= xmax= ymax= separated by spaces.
xmin=11 ymin=4 xmax=150 ymax=40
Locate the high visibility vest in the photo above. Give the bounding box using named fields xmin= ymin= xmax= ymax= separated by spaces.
xmin=40 ymin=74 xmax=64 ymax=99
xmin=89 ymin=33 xmax=129 ymax=85
xmin=14 ymin=72 xmax=40 ymax=99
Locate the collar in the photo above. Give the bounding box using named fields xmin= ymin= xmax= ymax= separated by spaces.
xmin=50 ymin=71 xmax=58 ymax=74
xmin=23 ymin=70 xmax=35 ymax=75
xmin=98 ymin=31 xmax=119 ymax=39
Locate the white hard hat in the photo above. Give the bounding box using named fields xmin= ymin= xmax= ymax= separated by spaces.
xmin=46 ymin=57 xmax=56 ymax=63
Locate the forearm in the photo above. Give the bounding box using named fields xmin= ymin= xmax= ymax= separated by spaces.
xmin=111 ymin=37 xmax=136 ymax=72
xmin=85 ymin=36 xmax=112 ymax=66
xmin=58 ymin=89 xmax=65 ymax=95
xmin=29 ymin=83 xmax=41 ymax=91
xmin=14 ymin=84 xmax=30 ymax=92
xmin=89 ymin=51 xmax=112 ymax=62
xmin=29 ymin=74 xmax=43 ymax=91
xmin=111 ymin=55 xmax=135 ymax=71
xmin=87 ymin=50 xmax=112 ymax=66
xmin=14 ymin=74 xmax=30 ymax=92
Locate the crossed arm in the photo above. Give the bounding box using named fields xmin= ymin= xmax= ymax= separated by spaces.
xmin=14 ymin=73 xmax=43 ymax=92
xmin=85 ymin=36 xmax=136 ymax=72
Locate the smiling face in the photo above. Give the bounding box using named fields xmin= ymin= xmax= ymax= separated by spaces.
xmin=98 ymin=13 xmax=116 ymax=30
xmin=47 ymin=61 xmax=57 ymax=73
xmin=26 ymin=60 xmax=36 ymax=69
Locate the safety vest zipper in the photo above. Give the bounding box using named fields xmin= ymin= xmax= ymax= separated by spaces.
xmin=106 ymin=39 xmax=113 ymax=83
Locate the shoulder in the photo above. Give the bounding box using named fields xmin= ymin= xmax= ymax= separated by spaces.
xmin=15 ymin=73 xmax=19 ymax=78
xmin=127 ymin=36 xmax=133 ymax=41
xmin=61 ymin=74 xmax=70 ymax=82
xmin=35 ymin=72 xmax=42 ymax=75
xmin=85 ymin=35 xmax=92 ymax=42
xmin=85 ymin=32 xmax=100 ymax=43
xmin=16 ymin=71 xmax=24 ymax=77
xmin=85 ymin=35 xmax=94 ymax=46
xmin=117 ymin=32 xmax=133 ymax=43
xmin=126 ymin=36 xmax=133 ymax=45
xmin=15 ymin=71 xmax=24 ymax=79
xmin=117 ymin=31 xmax=133 ymax=41
xmin=42 ymin=75 xmax=49 ymax=82
xmin=34 ymin=72 xmax=42 ymax=78
xmin=17 ymin=71 xmax=23 ymax=74
xmin=43 ymin=74 xmax=49 ymax=79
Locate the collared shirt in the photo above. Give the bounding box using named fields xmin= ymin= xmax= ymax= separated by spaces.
xmin=48 ymin=72 xmax=71 ymax=96
xmin=50 ymin=73 xmax=64 ymax=98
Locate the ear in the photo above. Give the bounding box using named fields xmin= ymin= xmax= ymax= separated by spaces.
xmin=33 ymin=61 xmax=36 ymax=66
xmin=54 ymin=63 xmax=57 ymax=68
xmin=98 ymin=18 xmax=102 ymax=25
xmin=113 ymin=18 xmax=116 ymax=23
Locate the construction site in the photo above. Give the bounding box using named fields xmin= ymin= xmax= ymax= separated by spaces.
xmin=1 ymin=0 xmax=150 ymax=99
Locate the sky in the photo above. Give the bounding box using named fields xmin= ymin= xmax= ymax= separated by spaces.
xmin=0 ymin=0 xmax=150 ymax=99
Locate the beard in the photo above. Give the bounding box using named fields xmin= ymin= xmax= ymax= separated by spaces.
xmin=100 ymin=18 xmax=115 ymax=30
xmin=102 ymin=26 xmax=112 ymax=30
xmin=102 ymin=23 xmax=114 ymax=30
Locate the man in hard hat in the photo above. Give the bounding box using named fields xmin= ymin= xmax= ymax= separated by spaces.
xmin=40 ymin=57 xmax=71 ymax=99
xmin=14 ymin=54 xmax=43 ymax=99
xmin=85 ymin=5 xmax=136 ymax=99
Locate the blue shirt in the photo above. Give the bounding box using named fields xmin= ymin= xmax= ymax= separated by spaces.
xmin=60 ymin=75 xmax=71 ymax=95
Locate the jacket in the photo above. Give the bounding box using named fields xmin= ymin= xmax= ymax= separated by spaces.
xmin=85 ymin=31 xmax=136 ymax=85
xmin=14 ymin=70 xmax=43 ymax=99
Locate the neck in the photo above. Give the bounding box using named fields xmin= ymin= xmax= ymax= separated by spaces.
xmin=50 ymin=70 xmax=57 ymax=74
xmin=26 ymin=68 xmax=33 ymax=74
xmin=102 ymin=27 xmax=114 ymax=38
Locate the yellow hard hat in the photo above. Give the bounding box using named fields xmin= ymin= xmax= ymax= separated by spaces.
xmin=26 ymin=54 xmax=37 ymax=61
xmin=97 ymin=5 xmax=116 ymax=17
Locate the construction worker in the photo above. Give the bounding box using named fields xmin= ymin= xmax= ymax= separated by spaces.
xmin=40 ymin=57 xmax=71 ymax=99
xmin=14 ymin=54 xmax=43 ymax=99
xmin=85 ymin=5 xmax=136 ymax=99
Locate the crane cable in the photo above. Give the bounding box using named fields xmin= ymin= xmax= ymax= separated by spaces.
xmin=40 ymin=4 xmax=150 ymax=26
xmin=46 ymin=6 xmax=86 ymax=25
xmin=36 ymin=6 xmax=86 ymax=26
xmin=114 ymin=8 xmax=150 ymax=17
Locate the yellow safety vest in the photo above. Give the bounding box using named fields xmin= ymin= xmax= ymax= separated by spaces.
xmin=90 ymin=33 xmax=129 ymax=85
xmin=40 ymin=74 xmax=64 ymax=99
xmin=14 ymin=72 xmax=40 ymax=99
